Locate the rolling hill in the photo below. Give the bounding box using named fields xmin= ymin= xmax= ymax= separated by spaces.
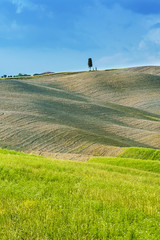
xmin=0 ymin=66 xmax=159 ymax=159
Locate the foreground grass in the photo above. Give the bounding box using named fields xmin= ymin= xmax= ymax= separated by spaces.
xmin=0 ymin=149 xmax=160 ymax=239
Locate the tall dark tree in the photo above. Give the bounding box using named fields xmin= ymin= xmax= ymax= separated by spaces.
xmin=88 ymin=58 xmax=93 ymax=71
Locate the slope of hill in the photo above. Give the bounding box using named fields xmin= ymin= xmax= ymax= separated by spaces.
xmin=0 ymin=66 xmax=159 ymax=158
xmin=118 ymin=147 xmax=160 ymax=160
xmin=0 ymin=148 xmax=160 ymax=239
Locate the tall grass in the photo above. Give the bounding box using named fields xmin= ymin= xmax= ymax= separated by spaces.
xmin=0 ymin=149 xmax=159 ymax=239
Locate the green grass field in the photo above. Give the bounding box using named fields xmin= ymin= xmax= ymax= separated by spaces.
xmin=119 ymin=147 xmax=160 ymax=160
xmin=0 ymin=148 xmax=160 ymax=239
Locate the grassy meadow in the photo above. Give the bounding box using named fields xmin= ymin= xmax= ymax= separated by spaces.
xmin=0 ymin=148 xmax=160 ymax=239
xmin=118 ymin=147 xmax=160 ymax=160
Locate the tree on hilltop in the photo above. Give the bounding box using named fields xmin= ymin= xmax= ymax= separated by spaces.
xmin=88 ymin=58 xmax=93 ymax=71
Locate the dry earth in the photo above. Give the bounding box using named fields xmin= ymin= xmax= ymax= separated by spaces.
xmin=0 ymin=66 xmax=159 ymax=160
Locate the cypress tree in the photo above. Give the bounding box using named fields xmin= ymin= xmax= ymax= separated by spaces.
xmin=88 ymin=58 xmax=93 ymax=71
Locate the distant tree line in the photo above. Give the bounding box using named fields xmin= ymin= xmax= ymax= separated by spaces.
xmin=1 ymin=73 xmax=31 ymax=78
xmin=1 ymin=71 xmax=55 ymax=78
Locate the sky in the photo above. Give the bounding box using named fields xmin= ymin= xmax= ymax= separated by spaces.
xmin=1 ymin=0 xmax=160 ymax=76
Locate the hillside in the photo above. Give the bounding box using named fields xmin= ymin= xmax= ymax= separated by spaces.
xmin=0 ymin=66 xmax=159 ymax=158
xmin=118 ymin=147 xmax=160 ymax=160
xmin=0 ymin=148 xmax=160 ymax=239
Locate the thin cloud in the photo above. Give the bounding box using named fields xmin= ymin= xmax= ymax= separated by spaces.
xmin=146 ymin=28 xmax=160 ymax=45
xmin=0 ymin=18 xmax=28 ymax=40
xmin=11 ymin=0 xmax=26 ymax=13
xmin=100 ymin=0 xmax=160 ymax=15
xmin=139 ymin=24 xmax=160 ymax=50
xmin=151 ymin=23 xmax=160 ymax=29
xmin=9 ymin=0 xmax=40 ymax=13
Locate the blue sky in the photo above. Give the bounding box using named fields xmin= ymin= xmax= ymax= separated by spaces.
xmin=1 ymin=0 xmax=160 ymax=75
